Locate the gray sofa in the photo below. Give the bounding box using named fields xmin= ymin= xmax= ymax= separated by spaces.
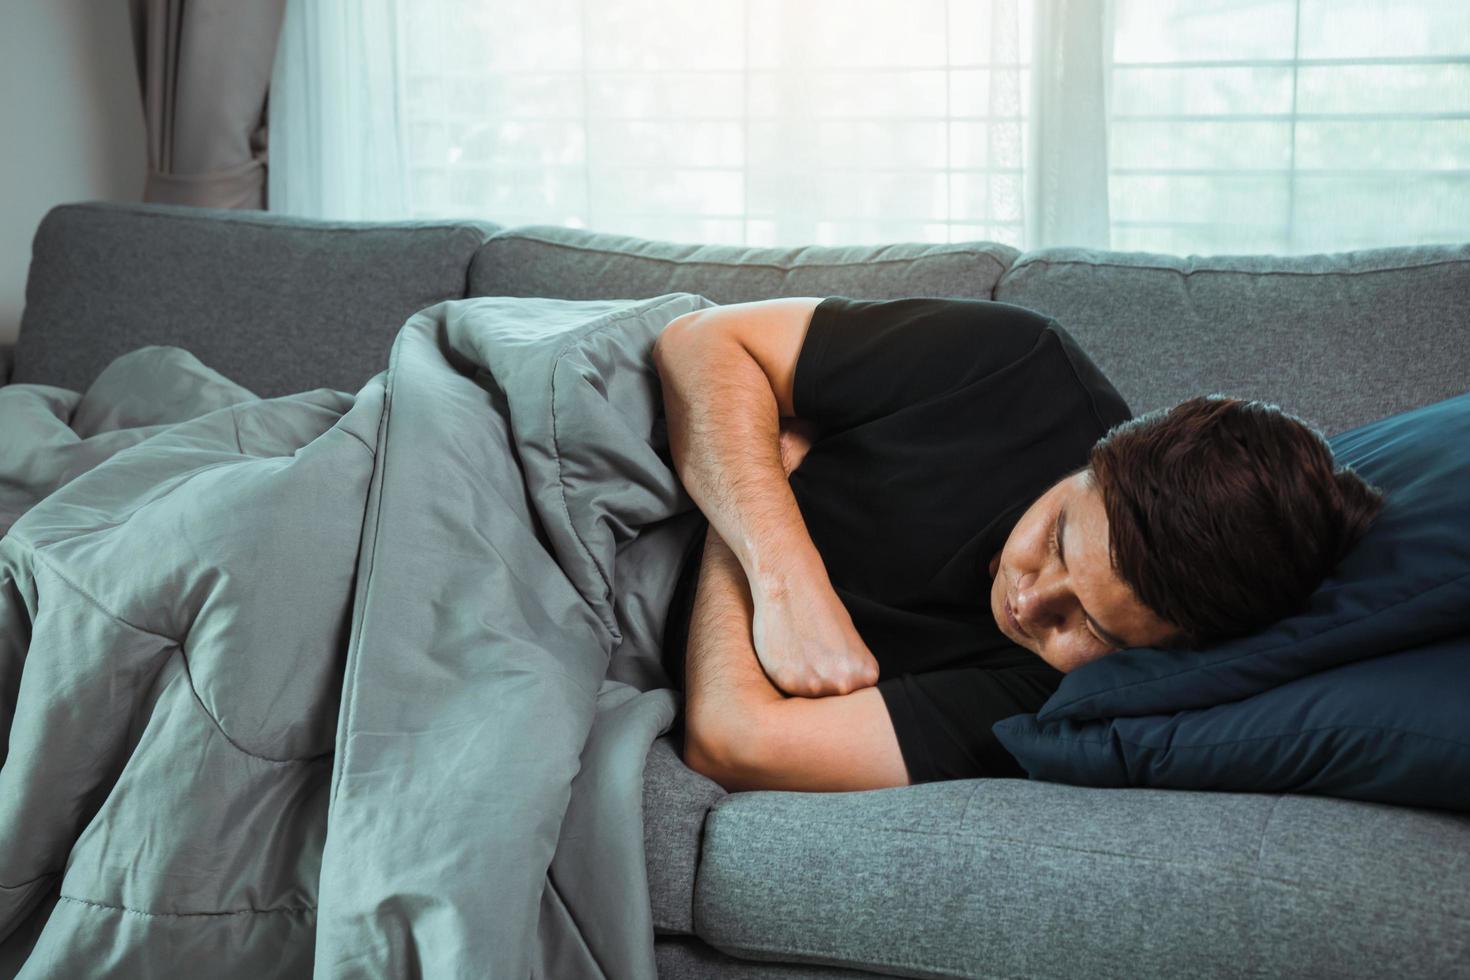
xmin=6 ymin=201 xmax=1469 ymax=979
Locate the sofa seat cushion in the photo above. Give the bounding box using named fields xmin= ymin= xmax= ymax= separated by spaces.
xmin=994 ymin=243 xmax=1470 ymax=436
xmin=14 ymin=202 xmax=497 ymax=397
xmin=468 ymin=224 xmax=1019 ymax=305
xmin=692 ymin=779 xmax=1470 ymax=979
xmin=655 ymin=935 xmax=889 ymax=979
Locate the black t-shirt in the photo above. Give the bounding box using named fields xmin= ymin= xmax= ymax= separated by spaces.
xmin=661 ymin=296 xmax=1132 ymax=783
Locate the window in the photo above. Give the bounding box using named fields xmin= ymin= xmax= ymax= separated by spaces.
xmin=274 ymin=0 xmax=1470 ymax=252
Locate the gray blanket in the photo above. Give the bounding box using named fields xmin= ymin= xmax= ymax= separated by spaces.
xmin=0 ymin=293 xmax=715 ymax=978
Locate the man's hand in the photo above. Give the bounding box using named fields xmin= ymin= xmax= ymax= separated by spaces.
xmin=753 ymin=418 xmax=878 ymax=698
xmin=749 ymin=571 xmax=880 ymax=697
xmin=777 ymin=417 xmax=817 ymax=476
xmin=683 ymin=522 xmax=908 ymax=792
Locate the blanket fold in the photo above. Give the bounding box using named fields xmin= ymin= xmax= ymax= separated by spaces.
xmin=0 ymin=293 xmax=714 ymax=978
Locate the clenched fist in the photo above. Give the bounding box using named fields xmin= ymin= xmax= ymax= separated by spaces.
xmin=750 ymin=569 xmax=880 ymax=698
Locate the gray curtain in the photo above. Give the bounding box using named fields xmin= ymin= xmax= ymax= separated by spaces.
xmin=128 ymin=0 xmax=288 ymax=209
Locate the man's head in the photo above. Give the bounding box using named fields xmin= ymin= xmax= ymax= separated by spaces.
xmin=988 ymin=395 xmax=1386 ymax=673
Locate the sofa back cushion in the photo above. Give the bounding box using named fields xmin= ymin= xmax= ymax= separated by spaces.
xmin=14 ymin=202 xmax=497 ymax=398
xmin=995 ymin=244 xmax=1470 ymax=436
xmin=468 ymin=224 xmax=1019 ymax=304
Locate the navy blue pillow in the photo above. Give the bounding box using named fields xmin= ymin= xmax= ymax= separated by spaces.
xmin=991 ymin=633 xmax=1470 ymax=811
xmin=1033 ymin=389 xmax=1470 ymax=724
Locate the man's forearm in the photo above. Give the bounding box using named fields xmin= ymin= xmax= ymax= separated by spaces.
xmin=655 ymin=308 xmax=880 ymax=700
xmin=680 ymin=526 xmax=906 ymax=793
xmin=654 ymin=317 xmax=824 ymax=594
xmin=681 ymin=525 xmax=784 ymax=781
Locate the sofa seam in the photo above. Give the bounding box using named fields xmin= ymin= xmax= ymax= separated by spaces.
xmin=52 ymin=202 xmax=493 ymax=240
xmin=1253 ymin=795 xmax=1284 ymax=869
xmin=1002 ymin=255 xmax=1470 ymax=281
xmin=482 ymin=232 xmax=1013 ymax=278
xmin=704 ymin=936 xmax=1020 ymax=979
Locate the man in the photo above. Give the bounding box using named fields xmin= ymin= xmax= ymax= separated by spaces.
xmin=653 ymin=296 xmax=1384 ymax=793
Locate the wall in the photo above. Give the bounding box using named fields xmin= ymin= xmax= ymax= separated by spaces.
xmin=0 ymin=0 xmax=146 ymax=346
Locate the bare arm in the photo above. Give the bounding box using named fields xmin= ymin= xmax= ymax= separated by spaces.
xmin=654 ymin=299 xmax=878 ymax=697
xmin=683 ymin=523 xmax=910 ymax=793
xmin=653 ymin=299 xmax=825 ymax=594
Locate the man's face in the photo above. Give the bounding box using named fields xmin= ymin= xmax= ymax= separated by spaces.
xmin=988 ymin=469 xmax=1179 ymax=673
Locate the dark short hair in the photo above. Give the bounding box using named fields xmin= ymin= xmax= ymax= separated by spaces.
xmin=1088 ymin=395 xmax=1386 ymax=650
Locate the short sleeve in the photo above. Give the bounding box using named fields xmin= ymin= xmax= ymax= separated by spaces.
xmin=877 ymin=663 xmax=1064 ymax=783
xmin=792 ymin=296 xmax=1052 ymax=432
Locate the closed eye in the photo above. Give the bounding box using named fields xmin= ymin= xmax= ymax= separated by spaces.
xmin=1052 ymin=509 xmax=1114 ymax=650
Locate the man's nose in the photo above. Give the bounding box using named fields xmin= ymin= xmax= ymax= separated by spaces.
xmin=1015 ymin=572 xmax=1065 ymax=625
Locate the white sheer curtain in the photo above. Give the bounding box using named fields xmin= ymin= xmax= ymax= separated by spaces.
xmin=269 ymin=0 xmax=409 ymax=220
xmin=268 ymin=0 xmax=1470 ymax=254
